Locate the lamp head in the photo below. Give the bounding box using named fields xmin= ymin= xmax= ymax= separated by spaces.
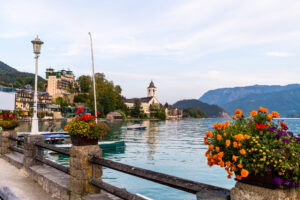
xmin=31 ymin=35 xmax=43 ymax=55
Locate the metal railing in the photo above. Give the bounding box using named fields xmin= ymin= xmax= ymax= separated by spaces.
xmin=89 ymin=155 xmax=230 ymax=200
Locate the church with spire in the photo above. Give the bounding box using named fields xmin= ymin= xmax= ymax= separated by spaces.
xmin=124 ymin=80 xmax=161 ymax=116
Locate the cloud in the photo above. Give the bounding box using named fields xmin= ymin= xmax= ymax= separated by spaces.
xmin=266 ymin=52 xmax=294 ymax=57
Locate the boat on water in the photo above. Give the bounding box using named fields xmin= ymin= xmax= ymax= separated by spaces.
xmin=127 ymin=120 xmax=147 ymax=130
xmin=53 ymin=141 xmax=125 ymax=151
xmin=127 ymin=124 xmax=147 ymax=130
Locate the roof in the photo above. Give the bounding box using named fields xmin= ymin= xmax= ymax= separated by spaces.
xmin=107 ymin=112 xmax=122 ymax=117
xmin=147 ymin=80 xmax=156 ymax=88
xmin=124 ymin=96 xmax=153 ymax=103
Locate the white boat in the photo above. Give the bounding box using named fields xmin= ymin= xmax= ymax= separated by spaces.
xmin=127 ymin=124 xmax=147 ymax=130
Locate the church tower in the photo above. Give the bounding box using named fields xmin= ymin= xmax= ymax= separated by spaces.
xmin=147 ymin=80 xmax=157 ymax=98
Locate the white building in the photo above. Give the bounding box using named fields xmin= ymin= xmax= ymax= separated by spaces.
xmin=124 ymin=81 xmax=160 ymax=116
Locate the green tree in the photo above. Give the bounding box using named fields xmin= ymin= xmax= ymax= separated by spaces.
xmin=55 ymin=97 xmax=68 ymax=108
xmin=130 ymin=100 xmax=143 ymax=118
xmin=150 ymin=104 xmax=166 ymax=120
xmin=86 ymin=73 xmax=126 ymax=116
xmin=77 ymin=75 xmax=91 ymax=93
xmin=74 ymin=94 xmax=88 ymax=103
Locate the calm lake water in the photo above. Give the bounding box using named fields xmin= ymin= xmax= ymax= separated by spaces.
xmin=17 ymin=118 xmax=300 ymax=200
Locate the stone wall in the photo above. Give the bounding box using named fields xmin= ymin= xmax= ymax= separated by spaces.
xmin=231 ymin=182 xmax=300 ymax=200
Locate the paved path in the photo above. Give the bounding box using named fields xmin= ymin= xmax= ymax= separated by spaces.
xmin=0 ymin=158 xmax=55 ymax=200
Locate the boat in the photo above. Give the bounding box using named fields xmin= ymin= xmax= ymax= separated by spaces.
xmin=127 ymin=124 xmax=147 ymax=130
xmin=53 ymin=141 xmax=125 ymax=151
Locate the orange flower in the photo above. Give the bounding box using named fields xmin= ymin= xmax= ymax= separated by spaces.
xmin=234 ymin=134 xmax=244 ymax=142
xmin=250 ymin=110 xmax=257 ymax=117
xmin=258 ymin=106 xmax=269 ymax=113
xmin=217 ymin=134 xmax=222 ymax=141
xmin=227 ymin=175 xmax=232 ymax=179
xmin=218 ymin=152 xmax=224 ymax=159
xmin=227 ymin=170 xmax=233 ymax=176
xmin=213 ymin=124 xmax=218 ymax=129
xmin=237 ymin=164 xmax=243 ymax=168
xmin=240 ymin=149 xmax=246 ymax=156
xmin=207 ymin=161 xmax=213 ymax=167
xmin=205 ymin=150 xmax=210 ymax=157
xmin=231 ymin=115 xmax=236 ymax=120
xmin=235 ymin=175 xmax=242 ymax=180
xmin=267 ymin=114 xmax=273 ymax=121
xmin=238 ymin=142 xmax=242 ymax=148
xmin=225 ymin=140 xmax=231 ymax=147
xmin=232 ymin=165 xmax=236 ymax=171
xmin=223 ymin=132 xmax=227 ymax=137
xmin=215 ymin=147 xmax=220 ymax=152
xmin=233 ymin=141 xmax=238 ymax=148
xmin=205 ymin=131 xmax=213 ymax=138
xmin=272 ymin=111 xmax=279 ymax=118
xmin=241 ymin=169 xmax=249 ymax=178
xmin=204 ymin=137 xmax=209 ymax=145
xmin=232 ymin=155 xmax=238 ymax=162
xmin=235 ymin=109 xmax=242 ymax=117
xmin=224 ymin=121 xmax=230 ymax=129
xmin=244 ymin=134 xmax=250 ymax=139
xmin=218 ymin=161 xmax=225 ymax=167
xmin=225 ymin=161 xmax=231 ymax=167
xmin=209 ymin=145 xmax=214 ymax=150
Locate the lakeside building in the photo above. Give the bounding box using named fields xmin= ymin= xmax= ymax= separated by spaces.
xmin=165 ymin=107 xmax=183 ymax=120
xmin=15 ymin=89 xmax=52 ymax=115
xmin=45 ymin=68 xmax=75 ymax=99
xmin=124 ymin=81 xmax=161 ymax=117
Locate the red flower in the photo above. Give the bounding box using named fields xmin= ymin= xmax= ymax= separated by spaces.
xmin=76 ymin=108 xmax=84 ymax=114
xmin=281 ymin=122 xmax=288 ymax=130
xmin=97 ymin=111 xmax=101 ymax=115
xmin=256 ymin=124 xmax=266 ymax=129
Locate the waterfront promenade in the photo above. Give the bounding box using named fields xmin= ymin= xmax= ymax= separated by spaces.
xmin=0 ymin=157 xmax=54 ymax=200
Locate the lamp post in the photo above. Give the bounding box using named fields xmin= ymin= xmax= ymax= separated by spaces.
xmin=88 ymin=32 xmax=98 ymax=123
xmin=31 ymin=36 xmax=43 ymax=134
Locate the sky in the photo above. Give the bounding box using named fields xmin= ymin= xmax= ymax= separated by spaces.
xmin=0 ymin=0 xmax=300 ymax=104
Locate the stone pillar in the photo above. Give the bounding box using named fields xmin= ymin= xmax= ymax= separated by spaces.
xmin=23 ymin=135 xmax=44 ymax=169
xmin=0 ymin=130 xmax=16 ymax=155
xmin=70 ymin=144 xmax=102 ymax=199
xmin=230 ymin=182 xmax=300 ymax=200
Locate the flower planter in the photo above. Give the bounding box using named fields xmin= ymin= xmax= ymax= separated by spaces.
xmin=237 ymin=173 xmax=277 ymax=189
xmin=71 ymin=135 xmax=98 ymax=146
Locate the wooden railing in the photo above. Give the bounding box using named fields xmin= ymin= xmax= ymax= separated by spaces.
xmin=34 ymin=141 xmax=70 ymax=174
xmin=89 ymin=155 xmax=230 ymax=200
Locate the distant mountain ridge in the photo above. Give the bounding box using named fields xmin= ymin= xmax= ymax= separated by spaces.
xmin=200 ymin=84 xmax=300 ymax=106
xmin=173 ymin=99 xmax=229 ymax=118
xmin=0 ymin=60 xmax=45 ymax=87
xmin=199 ymin=84 xmax=300 ymax=117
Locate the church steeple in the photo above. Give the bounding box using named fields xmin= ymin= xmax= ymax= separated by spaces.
xmin=147 ymin=80 xmax=157 ymax=97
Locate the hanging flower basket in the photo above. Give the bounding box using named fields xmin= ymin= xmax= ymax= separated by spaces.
xmin=70 ymin=135 xmax=98 ymax=146
xmin=65 ymin=108 xmax=109 ymax=146
xmin=0 ymin=113 xmax=18 ymax=131
xmin=204 ymin=107 xmax=300 ymax=189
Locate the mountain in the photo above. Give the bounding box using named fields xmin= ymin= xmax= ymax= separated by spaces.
xmin=199 ymin=84 xmax=300 ymax=106
xmin=0 ymin=60 xmax=45 ymax=89
xmin=173 ymin=99 xmax=229 ymax=118
xmin=222 ymin=88 xmax=300 ymax=117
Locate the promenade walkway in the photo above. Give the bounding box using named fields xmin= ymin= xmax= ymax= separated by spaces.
xmin=0 ymin=157 xmax=54 ymax=200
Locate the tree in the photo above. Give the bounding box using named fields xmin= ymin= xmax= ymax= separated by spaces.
xmin=77 ymin=75 xmax=91 ymax=93
xmin=150 ymin=104 xmax=166 ymax=120
xmin=86 ymin=73 xmax=127 ymax=116
xmin=55 ymin=97 xmax=68 ymax=108
xmin=130 ymin=100 xmax=144 ymax=118
xmin=74 ymin=94 xmax=88 ymax=103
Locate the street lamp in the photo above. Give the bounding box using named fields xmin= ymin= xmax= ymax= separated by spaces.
xmin=31 ymin=36 xmax=43 ymax=134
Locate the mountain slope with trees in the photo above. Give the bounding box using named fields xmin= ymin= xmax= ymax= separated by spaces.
xmin=222 ymin=88 xmax=300 ymax=117
xmin=0 ymin=60 xmax=45 ymax=90
xmin=173 ymin=99 xmax=229 ymax=118
xmin=199 ymin=84 xmax=300 ymax=106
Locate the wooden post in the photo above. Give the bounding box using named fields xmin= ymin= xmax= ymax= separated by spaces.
xmin=70 ymin=144 xmax=102 ymax=199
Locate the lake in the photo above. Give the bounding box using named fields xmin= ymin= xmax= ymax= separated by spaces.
xmin=17 ymin=118 xmax=300 ymax=200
